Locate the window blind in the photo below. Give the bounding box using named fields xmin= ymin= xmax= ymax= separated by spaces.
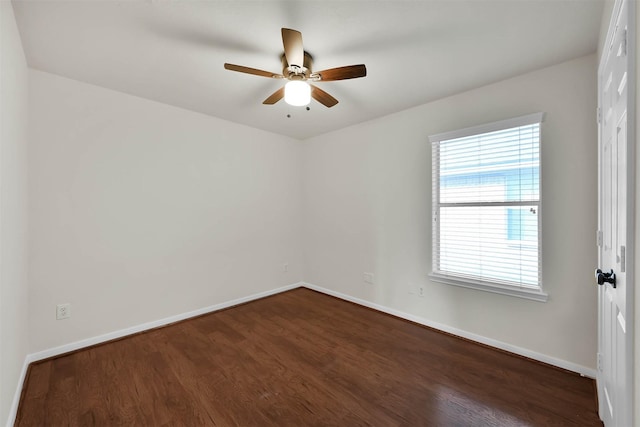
xmin=431 ymin=115 xmax=542 ymax=291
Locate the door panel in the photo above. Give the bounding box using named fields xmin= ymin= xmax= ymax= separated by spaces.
xmin=597 ymin=0 xmax=632 ymax=425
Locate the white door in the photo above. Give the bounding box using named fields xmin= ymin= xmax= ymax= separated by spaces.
xmin=597 ymin=0 xmax=633 ymax=425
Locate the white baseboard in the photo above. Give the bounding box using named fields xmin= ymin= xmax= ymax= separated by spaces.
xmin=27 ymin=282 xmax=302 ymax=362
xmin=6 ymin=282 xmax=302 ymax=427
xmin=6 ymin=355 xmax=33 ymax=427
xmin=302 ymin=282 xmax=598 ymax=379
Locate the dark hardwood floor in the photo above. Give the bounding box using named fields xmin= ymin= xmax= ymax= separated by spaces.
xmin=16 ymin=288 xmax=602 ymax=426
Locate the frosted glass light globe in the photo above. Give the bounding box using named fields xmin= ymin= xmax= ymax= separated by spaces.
xmin=284 ymin=81 xmax=311 ymax=106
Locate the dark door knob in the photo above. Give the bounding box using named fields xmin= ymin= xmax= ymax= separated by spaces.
xmin=595 ymin=269 xmax=617 ymax=288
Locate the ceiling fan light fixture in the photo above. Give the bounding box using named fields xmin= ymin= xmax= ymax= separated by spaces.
xmin=284 ymin=81 xmax=311 ymax=106
xmin=224 ymin=29 xmax=365 ymax=108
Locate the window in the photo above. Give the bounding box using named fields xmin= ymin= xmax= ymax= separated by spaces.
xmin=429 ymin=113 xmax=547 ymax=302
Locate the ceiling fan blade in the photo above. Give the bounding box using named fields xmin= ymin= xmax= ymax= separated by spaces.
xmin=281 ymin=28 xmax=304 ymax=68
xmin=310 ymin=84 xmax=338 ymax=108
xmin=224 ymin=63 xmax=282 ymax=78
xmin=315 ymin=64 xmax=367 ymax=81
xmin=263 ymin=87 xmax=285 ymax=105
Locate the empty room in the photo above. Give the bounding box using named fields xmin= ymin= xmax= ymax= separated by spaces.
xmin=1 ymin=0 xmax=638 ymax=425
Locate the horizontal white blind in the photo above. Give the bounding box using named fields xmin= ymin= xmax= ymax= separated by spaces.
xmin=432 ymin=119 xmax=541 ymax=289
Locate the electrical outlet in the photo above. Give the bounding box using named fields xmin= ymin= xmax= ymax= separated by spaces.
xmin=363 ymin=272 xmax=374 ymax=284
xmin=56 ymin=303 xmax=71 ymax=320
xmin=418 ymin=286 xmax=425 ymax=297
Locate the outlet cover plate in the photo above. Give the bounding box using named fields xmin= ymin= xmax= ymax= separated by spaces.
xmin=363 ymin=272 xmax=375 ymax=284
xmin=56 ymin=303 xmax=71 ymax=320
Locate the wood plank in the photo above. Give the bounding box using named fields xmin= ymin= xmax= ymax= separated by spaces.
xmin=15 ymin=288 xmax=603 ymax=426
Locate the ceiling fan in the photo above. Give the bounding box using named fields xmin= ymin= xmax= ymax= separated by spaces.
xmin=224 ymin=28 xmax=367 ymax=108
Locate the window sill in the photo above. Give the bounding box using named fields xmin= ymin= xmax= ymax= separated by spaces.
xmin=428 ymin=273 xmax=549 ymax=302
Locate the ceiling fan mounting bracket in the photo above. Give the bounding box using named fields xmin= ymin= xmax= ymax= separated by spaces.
xmin=281 ymin=52 xmax=313 ymax=81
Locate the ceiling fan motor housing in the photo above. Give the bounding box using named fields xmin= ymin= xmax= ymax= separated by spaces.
xmin=281 ymin=52 xmax=315 ymax=80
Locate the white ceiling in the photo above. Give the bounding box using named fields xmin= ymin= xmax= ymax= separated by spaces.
xmin=12 ymin=0 xmax=604 ymax=140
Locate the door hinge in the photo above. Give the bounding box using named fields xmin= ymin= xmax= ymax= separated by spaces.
xmin=597 ymin=107 xmax=601 ymax=124
xmin=621 ymin=28 xmax=627 ymax=57
xmin=620 ymin=245 xmax=625 ymax=272
xmin=597 ymin=352 xmax=603 ymax=372
xmin=597 ymin=230 xmax=603 ymax=247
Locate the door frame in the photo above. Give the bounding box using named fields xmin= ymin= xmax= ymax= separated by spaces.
xmin=597 ymin=0 xmax=636 ymax=424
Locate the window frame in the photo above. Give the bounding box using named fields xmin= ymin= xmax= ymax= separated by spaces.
xmin=429 ymin=112 xmax=548 ymax=302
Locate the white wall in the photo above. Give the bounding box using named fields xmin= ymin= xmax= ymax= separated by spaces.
xmin=636 ymin=1 xmax=639 ymax=419
xmin=303 ymin=54 xmax=598 ymax=371
xmin=634 ymin=1 xmax=639 ymax=422
xmin=28 ymin=70 xmax=303 ymax=353
xmin=0 ymin=2 xmax=29 ymax=425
